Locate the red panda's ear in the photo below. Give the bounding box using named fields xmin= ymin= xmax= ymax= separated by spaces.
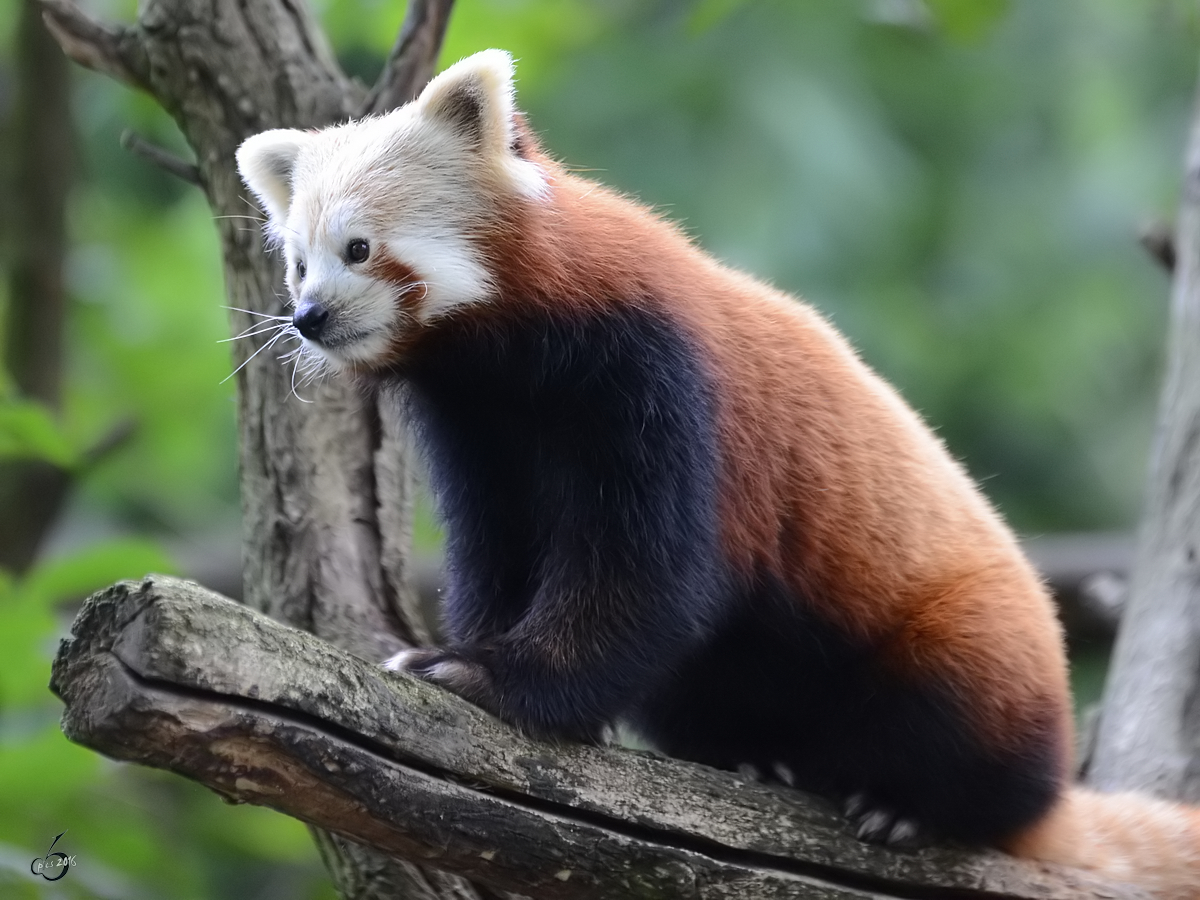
xmin=417 ymin=49 xmax=520 ymax=157
xmin=236 ymin=129 xmax=312 ymax=224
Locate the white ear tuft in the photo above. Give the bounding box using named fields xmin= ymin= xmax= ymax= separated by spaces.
xmin=236 ymin=129 xmax=311 ymax=223
xmin=416 ymin=49 xmax=519 ymax=153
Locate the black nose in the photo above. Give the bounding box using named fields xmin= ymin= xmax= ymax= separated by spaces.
xmin=293 ymin=301 xmax=329 ymax=341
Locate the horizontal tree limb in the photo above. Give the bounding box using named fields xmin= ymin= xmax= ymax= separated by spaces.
xmin=50 ymin=576 xmax=1139 ymax=900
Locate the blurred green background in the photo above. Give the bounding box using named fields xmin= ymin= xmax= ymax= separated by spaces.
xmin=1 ymin=0 xmax=1196 ymax=896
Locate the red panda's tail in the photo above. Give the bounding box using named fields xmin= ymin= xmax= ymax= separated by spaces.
xmin=1005 ymin=786 xmax=1200 ymax=899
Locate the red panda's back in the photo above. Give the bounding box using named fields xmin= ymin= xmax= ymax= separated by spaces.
xmin=498 ymin=168 xmax=1073 ymax=768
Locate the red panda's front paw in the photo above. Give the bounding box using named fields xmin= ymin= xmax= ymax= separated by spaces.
xmin=383 ymin=648 xmax=495 ymax=710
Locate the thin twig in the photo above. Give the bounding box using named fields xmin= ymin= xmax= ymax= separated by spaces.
xmin=38 ymin=0 xmax=149 ymax=91
xmin=120 ymin=130 xmax=202 ymax=186
xmin=360 ymin=0 xmax=456 ymax=116
xmin=1138 ymin=219 xmax=1176 ymax=273
xmin=82 ymin=417 xmax=138 ymax=469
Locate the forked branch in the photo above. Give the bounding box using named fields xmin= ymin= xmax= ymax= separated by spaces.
xmin=39 ymin=0 xmax=149 ymax=91
xmin=361 ymin=0 xmax=457 ymax=115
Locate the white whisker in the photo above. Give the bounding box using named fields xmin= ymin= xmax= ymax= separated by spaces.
xmin=220 ymin=326 xmax=291 ymax=385
xmin=295 ymin=351 xmax=328 ymax=389
xmin=222 ymin=305 xmax=291 ymax=321
xmin=220 ymin=321 xmax=291 ymax=343
xmin=289 ymin=350 xmax=315 ymax=403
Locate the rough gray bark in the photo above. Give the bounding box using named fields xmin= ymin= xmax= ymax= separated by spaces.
xmin=37 ymin=0 xmax=456 ymax=896
xmin=1087 ymin=68 xmax=1200 ymax=804
xmin=51 ymin=576 xmax=1145 ymax=900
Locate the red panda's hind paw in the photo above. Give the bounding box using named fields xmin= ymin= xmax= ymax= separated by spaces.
xmin=844 ymin=794 xmax=925 ymax=849
xmin=383 ymin=648 xmax=495 ymax=710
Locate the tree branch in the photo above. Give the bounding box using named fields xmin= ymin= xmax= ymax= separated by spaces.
xmin=1088 ymin=69 xmax=1200 ymax=804
xmin=51 ymin=576 xmax=1141 ymax=900
xmin=0 ymin=0 xmax=75 ymax=574
xmin=1139 ymin=220 xmax=1176 ymax=274
xmin=120 ymin=130 xmax=202 ymax=186
xmin=360 ymin=0 xmax=456 ymax=115
xmin=38 ymin=0 xmax=149 ymax=92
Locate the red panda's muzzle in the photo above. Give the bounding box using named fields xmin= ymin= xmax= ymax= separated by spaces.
xmin=293 ymin=300 xmax=330 ymax=341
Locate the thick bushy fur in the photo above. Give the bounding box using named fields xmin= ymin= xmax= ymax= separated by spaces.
xmin=237 ymin=50 xmax=1200 ymax=897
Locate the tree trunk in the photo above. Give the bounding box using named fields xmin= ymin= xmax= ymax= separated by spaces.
xmin=1087 ymin=63 xmax=1200 ymax=804
xmin=37 ymin=0 xmax=465 ymax=896
xmin=0 ymin=0 xmax=74 ymax=572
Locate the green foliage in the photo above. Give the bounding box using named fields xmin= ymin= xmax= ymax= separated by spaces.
xmin=65 ymin=184 xmax=238 ymax=531
xmin=0 ymin=543 xmax=335 ymax=899
xmin=0 ymin=397 xmax=80 ymax=468
xmin=926 ymin=0 xmax=1010 ymax=42
xmin=686 ymin=0 xmax=752 ymax=36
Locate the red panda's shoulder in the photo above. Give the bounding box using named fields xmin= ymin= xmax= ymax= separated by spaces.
xmin=478 ymin=163 xmax=735 ymax=317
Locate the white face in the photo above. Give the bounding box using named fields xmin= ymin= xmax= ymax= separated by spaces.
xmin=280 ymin=199 xmax=407 ymax=369
xmin=236 ymin=49 xmax=547 ymax=373
xmin=277 ymin=124 xmax=494 ymax=370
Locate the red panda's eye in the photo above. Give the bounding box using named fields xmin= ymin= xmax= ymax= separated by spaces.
xmin=346 ymin=239 xmax=370 ymax=264
xmin=296 ymin=261 xmax=306 ymax=280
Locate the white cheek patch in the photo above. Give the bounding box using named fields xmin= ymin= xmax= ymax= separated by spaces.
xmin=385 ymin=233 xmax=492 ymax=322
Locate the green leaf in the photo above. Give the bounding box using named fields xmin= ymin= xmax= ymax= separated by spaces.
xmin=20 ymin=538 xmax=177 ymax=606
xmin=0 ymin=399 xmax=79 ymax=468
xmin=687 ymin=0 xmax=751 ymax=35
xmin=0 ymin=539 xmax=176 ymax=710
xmin=0 ymin=574 xmax=56 ymax=710
xmin=925 ymin=0 xmax=1010 ymax=43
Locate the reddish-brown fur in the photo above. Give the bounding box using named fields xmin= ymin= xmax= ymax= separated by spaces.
xmin=368 ymin=252 xmax=422 ymax=312
xmin=369 ymin=137 xmax=1200 ymax=893
xmin=461 ymin=149 xmax=1072 ymax=760
xmin=1007 ymin=789 xmax=1200 ymax=898
xmin=369 ymin=250 xmax=428 ymax=360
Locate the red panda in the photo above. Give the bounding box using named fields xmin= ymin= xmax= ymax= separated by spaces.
xmin=236 ymin=49 xmax=1200 ymax=897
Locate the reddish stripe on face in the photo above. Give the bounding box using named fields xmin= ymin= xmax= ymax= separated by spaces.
xmin=368 ymin=250 xmax=425 ymax=315
xmin=364 ymin=248 xmax=431 ymax=366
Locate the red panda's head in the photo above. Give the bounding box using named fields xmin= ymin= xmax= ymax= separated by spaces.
xmin=235 ymin=49 xmax=548 ymax=371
